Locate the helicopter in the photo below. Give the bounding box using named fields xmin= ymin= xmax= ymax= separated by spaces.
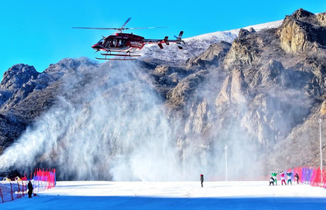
xmin=72 ymin=18 xmax=185 ymax=60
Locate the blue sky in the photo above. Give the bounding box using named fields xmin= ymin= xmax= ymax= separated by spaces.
xmin=0 ymin=0 xmax=325 ymax=79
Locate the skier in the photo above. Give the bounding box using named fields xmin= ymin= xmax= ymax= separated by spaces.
xmin=269 ymin=176 xmax=275 ymax=186
xmin=200 ymin=174 xmax=204 ymax=187
xmin=286 ymin=171 xmax=292 ymax=185
xmin=28 ymin=181 xmax=33 ymax=198
xmin=271 ymin=172 xmax=278 ymax=185
xmin=295 ymin=173 xmax=300 ymax=184
xmin=280 ymin=171 xmax=286 ymax=185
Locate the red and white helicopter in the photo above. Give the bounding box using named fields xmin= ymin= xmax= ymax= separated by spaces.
xmin=72 ymin=18 xmax=185 ymax=60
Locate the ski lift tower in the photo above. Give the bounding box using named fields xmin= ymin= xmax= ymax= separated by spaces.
xmin=319 ymin=119 xmax=323 ymax=184
xmin=224 ymin=145 xmax=228 ymax=181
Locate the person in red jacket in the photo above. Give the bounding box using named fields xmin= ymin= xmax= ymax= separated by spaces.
xmin=280 ymin=171 xmax=286 ymax=185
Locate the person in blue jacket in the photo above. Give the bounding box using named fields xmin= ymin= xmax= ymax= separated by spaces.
xmin=286 ymin=171 xmax=292 ymax=185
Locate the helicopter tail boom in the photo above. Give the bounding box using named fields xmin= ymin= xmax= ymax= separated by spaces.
xmin=143 ymin=31 xmax=185 ymax=49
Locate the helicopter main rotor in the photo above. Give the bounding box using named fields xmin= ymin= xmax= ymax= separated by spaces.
xmin=72 ymin=17 xmax=167 ymax=33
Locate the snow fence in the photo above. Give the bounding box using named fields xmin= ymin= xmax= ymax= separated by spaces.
xmin=0 ymin=168 xmax=56 ymax=203
xmin=286 ymin=167 xmax=326 ymax=188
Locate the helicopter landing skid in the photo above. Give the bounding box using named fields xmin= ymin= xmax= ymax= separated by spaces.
xmin=97 ymin=52 xmax=140 ymax=60
xmin=96 ymin=57 xmax=136 ymax=61
xmin=100 ymin=53 xmax=141 ymax=57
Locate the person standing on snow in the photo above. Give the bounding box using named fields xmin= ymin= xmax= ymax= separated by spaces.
xmin=269 ymin=176 xmax=275 ymax=186
xmin=280 ymin=171 xmax=286 ymax=185
xmin=28 ymin=181 xmax=33 ymax=198
xmin=271 ymin=172 xmax=278 ymax=185
xmin=295 ymin=173 xmax=300 ymax=184
xmin=200 ymin=174 xmax=204 ymax=187
xmin=286 ymin=171 xmax=292 ymax=185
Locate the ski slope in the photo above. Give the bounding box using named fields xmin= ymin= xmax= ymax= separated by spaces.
xmin=1 ymin=181 xmax=326 ymax=210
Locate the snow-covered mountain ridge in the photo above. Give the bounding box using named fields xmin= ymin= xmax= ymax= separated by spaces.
xmin=140 ymin=20 xmax=283 ymax=63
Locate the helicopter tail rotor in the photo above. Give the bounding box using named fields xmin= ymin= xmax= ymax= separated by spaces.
xmin=176 ymin=31 xmax=185 ymax=49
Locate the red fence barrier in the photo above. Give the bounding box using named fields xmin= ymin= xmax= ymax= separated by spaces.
xmin=32 ymin=168 xmax=56 ymax=192
xmin=0 ymin=180 xmax=27 ymax=203
xmin=287 ymin=167 xmax=326 ymax=189
xmin=0 ymin=185 xmax=3 ymax=202
xmin=0 ymin=168 xmax=56 ymax=204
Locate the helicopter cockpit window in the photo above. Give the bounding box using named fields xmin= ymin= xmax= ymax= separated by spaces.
xmin=104 ymin=38 xmax=111 ymax=48
xmin=112 ymin=39 xmax=118 ymax=47
xmin=98 ymin=38 xmax=104 ymax=45
xmin=119 ymin=39 xmax=126 ymax=47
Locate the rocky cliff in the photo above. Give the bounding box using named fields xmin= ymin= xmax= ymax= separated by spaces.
xmin=1 ymin=8 xmax=326 ymax=180
xmin=163 ymin=8 xmax=326 ymax=172
xmin=175 ymin=8 xmax=326 ymax=171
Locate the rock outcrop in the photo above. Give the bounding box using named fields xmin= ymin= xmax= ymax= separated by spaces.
xmin=279 ymin=8 xmax=326 ymax=53
xmin=186 ymin=41 xmax=231 ymax=68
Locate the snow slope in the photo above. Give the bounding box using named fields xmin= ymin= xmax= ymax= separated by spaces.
xmin=2 ymin=181 xmax=326 ymax=210
xmin=140 ymin=20 xmax=283 ymax=63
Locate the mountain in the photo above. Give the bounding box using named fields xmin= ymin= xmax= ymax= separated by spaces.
xmin=0 ymin=9 xmax=325 ymax=180
xmin=139 ymin=20 xmax=283 ymax=64
xmin=0 ymin=58 xmax=98 ymax=154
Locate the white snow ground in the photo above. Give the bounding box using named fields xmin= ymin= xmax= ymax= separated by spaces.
xmin=1 ymin=181 xmax=326 ymax=210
